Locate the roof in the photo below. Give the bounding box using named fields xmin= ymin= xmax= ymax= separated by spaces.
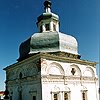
xmin=18 ymin=32 xmax=78 ymax=61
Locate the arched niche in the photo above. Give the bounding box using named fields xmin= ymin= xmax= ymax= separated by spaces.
xmin=67 ymin=64 xmax=82 ymax=76
xmin=16 ymin=62 xmax=38 ymax=78
xmin=27 ymin=63 xmax=38 ymax=76
xmin=47 ymin=62 xmax=65 ymax=75
xmin=83 ymin=67 xmax=95 ymax=77
xmin=16 ymin=67 xmax=24 ymax=79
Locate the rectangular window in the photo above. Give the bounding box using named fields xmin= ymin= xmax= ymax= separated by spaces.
xmin=10 ymin=96 xmax=12 ymax=100
xmin=40 ymin=25 xmax=42 ymax=32
xmin=19 ymin=91 xmax=22 ymax=100
xmin=82 ymin=92 xmax=87 ymax=100
xmin=53 ymin=24 xmax=56 ymax=31
xmin=54 ymin=94 xmax=58 ymax=100
xmin=45 ymin=24 xmax=50 ymax=31
xmin=64 ymin=93 xmax=68 ymax=100
xmin=33 ymin=96 xmax=36 ymax=100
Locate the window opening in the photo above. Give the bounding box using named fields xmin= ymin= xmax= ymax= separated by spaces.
xmin=40 ymin=25 xmax=42 ymax=32
xmin=10 ymin=96 xmax=12 ymax=100
xmin=82 ymin=92 xmax=86 ymax=100
xmin=54 ymin=94 xmax=58 ymax=100
xmin=71 ymin=68 xmax=76 ymax=75
xmin=64 ymin=93 xmax=68 ymax=100
xmin=19 ymin=72 xmax=22 ymax=79
xmin=19 ymin=91 xmax=22 ymax=100
xmin=33 ymin=96 xmax=36 ymax=100
xmin=45 ymin=24 xmax=50 ymax=31
xmin=53 ymin=24 xmax=56 ymax=31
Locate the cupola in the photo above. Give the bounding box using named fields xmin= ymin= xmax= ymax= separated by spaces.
xmin=37 ymin=0 xmax=59 ymax=32
xmin=18 ymin=0 xmax=80 ymax=61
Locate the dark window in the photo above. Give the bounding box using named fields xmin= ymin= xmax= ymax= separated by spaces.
xmin=64 ymin=93 xmax=68 ymax=100
xmin=19 ymin=72 xmax=22 ymax=79
xmin=82 ymin=92 xmax=86 ymax=100
xmin=33 ymin=96 xmax=36 ymax=100
xmin=54 ymin=94 xmax=58 ymax=100
xmin=71 ymin=68 xmax=76 ymax=75
xmin=53 ymin=24 xmax=56 ymax=31
xmin=40 ymin=25 xmax=42 ymax=32
xmin=10 ymin=96 xmax=12 ymax=100
xmin=19 ymin=91 xmax=22 ymax=100
xmin=45 ymin=24 xmax=50 ymax=31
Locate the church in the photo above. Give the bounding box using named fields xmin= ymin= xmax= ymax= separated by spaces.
xmin=4 ymin=0 xmax=98 ymax=100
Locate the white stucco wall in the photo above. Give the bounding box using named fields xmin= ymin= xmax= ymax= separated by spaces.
xmin=5 ymin=54 xmax=98 ymax=100
xmin=41 ymin=58 xmax=98 ymax=100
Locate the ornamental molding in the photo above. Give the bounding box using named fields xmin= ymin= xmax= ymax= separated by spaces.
xmin=4 ymin=52 xmax=97 ymax=71
xmin=83 ymin=67 xmax=95 ymax=77
xmin=7 ymin=75 xmax=40 ymax=85
xmin=46 ymin=62 xmax=65 ymax=75
xmin=6 ymin=61 xmax=39 ymax=81
xmin=39 ymin=52 xmax=97 ymax=67
xmin=41 ymin=75 xmax=98 ymax=83
xmin=51 ymin=85 xmax=71 ymax=93
xmin=67 ymin=64 xmax=82 ymax=76
xmin=4 ymin=53 xmax=41 ymax=70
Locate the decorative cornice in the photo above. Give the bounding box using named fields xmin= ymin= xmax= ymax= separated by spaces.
xmin=6 ymin=75 xmax=41 ymax=85
xmin=4 ymin=52 xmax=97 ymax=71
xmin=40 ymin=52 xmax=97 ymax=67
xmin=3 ymin=53 xmax=41 ymax=70
xmin=41 ymin=75 xmax=98 ymax=83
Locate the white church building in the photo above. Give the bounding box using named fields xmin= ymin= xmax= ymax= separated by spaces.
xmin=4 ymin=0 xmax=98 ymax=100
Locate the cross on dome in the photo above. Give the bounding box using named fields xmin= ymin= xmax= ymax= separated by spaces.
xmin=44 ymin=0 xmax=52 ymax=13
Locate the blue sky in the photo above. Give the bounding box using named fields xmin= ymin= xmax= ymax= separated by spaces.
xmin=0 ymin=0 xmax=99 ymax=90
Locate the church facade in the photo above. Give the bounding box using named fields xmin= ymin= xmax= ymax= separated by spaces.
xmin=4 ymin=0 xmax=98 ymax=100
